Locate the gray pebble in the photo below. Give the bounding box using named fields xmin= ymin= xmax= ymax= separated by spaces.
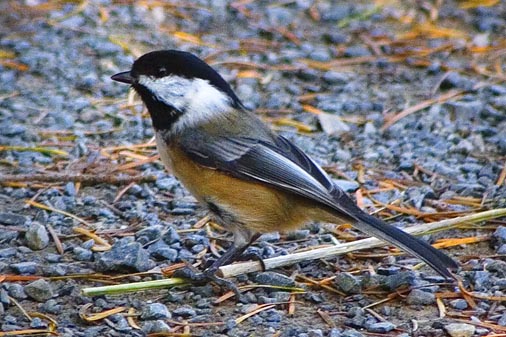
xmin=497 ymin=312 xmax=506 ymax=326
xmin=6 ymin=283 xmax=27 ymax=299
xmin=335 ymin=272 xmax=361 ymax=294
xmin=493 ymin=226 xmax=506 ymax=245
xmin=11 ymin=262 xmax=38 ymax=275
xmin=0 ymin=247 xmax=17 ymax=258
xmin=406 ymin=289 xmax=435 ymax=305
xmin=322 ymin=71 xmax=349 ymax=85
xmin=136 ymin=226 xmax=163 ymax=242
xmin=308 ymin=329 xmax=323 ymax=337
xmin=150 ymin=244 xmax=178 ymax=262
xmin=440 ymin=72 xmax=474 ymax=90
xmin=24 ymin=279 xmax=54 ymax=302
xmin=341 ymin=328 xmax=364 ymax=337
xmin=40 ymin=299 xmax=61 ymax=314
xmin=286 ymin=229 xmax=310 ymax=240
xmin=155 ymin=177 xmax=177 ymax=190
xmin=142 ymin=320 xmax=171 ymax=333
xmin=321 ymin=5 xmax=352 ymax=21
xmin=329 ymin=328 xmax=342 ymax=337
xmin=258 ymin=232 xmax=280 ymax=242
xmin=333 ymin=179 xmax=359 ymax=192
xmin=366 ymin=321 xmax=395 ymax=333
xmin=30 ymin=317 xmax=47 ymax=329
xmin=255 ymin=272 xmax=295 ymax=287
xmin=25 ymin=222 xmax=49 ymax=250
xmin=473 ymin=271 xmax=491 ymax=291
xmin=95 ymin=238 xmax=155 ymax=272
xmin=162 ymin=226 xmax=180 ymax=244
xmin=0 ymin=288 xmax=9 ymax=304
xmin=449 ymin=299 xmax=468 ymax=310
xmin=444 ymin=323 xmax=475 ymax=337
xmin=81 ymin=239 xmax=95 ymax=250
xmin=172 ymin=306 xmax=196 ymax=318
xmin=344 ymin=45 xmax=371 ymax=57
xmin=83 ymin=326 xmax=107 ymax=337
xmin=73 ymin=247 xmax=93 ymax=261
xmin=383 ymin=271 xmax=416 ymax=290
xmin=0 ymin=212 xmax=27 ymax=226
xmin=485 ymin=260 xmax=506 ymax=277
xmin=141 ymin=303 xmax=171 ymax=320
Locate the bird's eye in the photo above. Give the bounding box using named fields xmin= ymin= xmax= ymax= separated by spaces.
xmin=158 ymin=67 xmax=167 ymax=76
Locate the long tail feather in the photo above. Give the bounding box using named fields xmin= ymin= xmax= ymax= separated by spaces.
xmin=331 ymin=192 xmax=459 ymax=279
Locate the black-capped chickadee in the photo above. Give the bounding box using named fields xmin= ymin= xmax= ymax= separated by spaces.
xmin=111 ymin=50 xmax=458 ymax=292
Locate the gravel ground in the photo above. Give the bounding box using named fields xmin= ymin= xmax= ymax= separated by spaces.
xmin=1 ymin=0 xmax=506 ymax=336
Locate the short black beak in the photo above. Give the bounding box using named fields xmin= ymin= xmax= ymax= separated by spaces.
xmin=111 ymin=71 xmax=133 ymax=84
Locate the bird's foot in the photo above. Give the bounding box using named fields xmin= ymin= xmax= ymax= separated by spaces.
xmin=237 ymin=251 xmax=266 ymax=272
xmin=173 ymin=265 xmax=242 ymax=300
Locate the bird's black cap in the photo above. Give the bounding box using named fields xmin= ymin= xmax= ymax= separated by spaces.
xmin=112 ymin=50 xmax=243 ymax=109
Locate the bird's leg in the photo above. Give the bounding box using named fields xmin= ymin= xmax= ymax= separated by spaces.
xmin=174 ymin=228 xmax=259 ymax=299
xmin=235 ymin=233 xmax=266 ymax=271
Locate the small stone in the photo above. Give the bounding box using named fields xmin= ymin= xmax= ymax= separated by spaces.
xmin=25 ymin=222 xmax=49 ymax=250
xmin=335 ymin=272 xmax=361 ymax=294
xmin=64 ymin=182 xmax=76 ymax=196
xmin=493 ymin=226 xmax=506 ymax=245
xmin=81 ymin=239 xmax=95 ymax=250
xmin=0 ymin=248 xmax=17 ymax=258
xmin=6 ymin=283 xmax=27 ymax=299
xmin=497 ymin=312 xmax=506 ymax=326
xmin=136 ymin=225 xmax=163 ymax=242
xmin=11 ymin=262 xmax=38 ymax=275
xmin=73 ymin=247 xmax=93 ymax=261
xmin=344 ymin=45 xmax=371 ymax=57
xmin=255 ymin=272 xmax=295 ymax=287
xmin=473 ymin=271 xmax=491 ymax=290
xmin=286 ymin=230 xmax=310 ymax=240
xmin=142 ymin=320 xmax=171 ymax=333
xmin=329 ymin=328 xmax=342 ymax=337
xmin=322 ymin=71 xmax=349 ymax=85
xmin=151 ymin=246 xmax=178 ymax=262
xmin=308 ymin=329 xmax=324 ymax=337
xmin=30 ymin=317 xmax=47 ymax=329
xmin=40 ymin=299 xmax=61 ymax=314
xmin=444 ymin=323 xmax=475 ymax=337
xmin=383 ymin=271 xmax=416 ymax=290
xmin=406 ymin=289 xmax=435 ymax=305
xmin=486 ymin=260 xmax=506 ymax=277
xmin=453 ymin=139 xmax=474 ymax=154
xmin=96 ymin=238 xmax=155 ymax=272
xmin=449 ymin=299 xmax=468 ymax=310
xmin=258 ymin=232 xmax=280 ymax=242
xmin=0 ymin=212 xmax=27 ymax=226
xmin=341 ymin=328 xmax=364 ymax=337
xmin=346 ymin=312 xmax=366 ymax=329
xmin=366 ymin=322 xmax=395 ymax=333
xmin=333 ymin=179 xmax=359 ymax=192
xmin=155 ymin=177 xmax=177 ymax=190
xmin=24 ymin=279 xmax=54 ymax=302
xmin=440 ymin=72 xmax=474 ymax=90
xmin=162 ymin=226 xmax=180 ymax=244
xmin=141 ymin=303 xmax=171 ymax=320
xmin=172 ymin=306 xmax=196 ymax=318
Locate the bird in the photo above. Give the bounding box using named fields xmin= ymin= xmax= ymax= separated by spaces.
xmin=111 ymin=49 xmax=458 ymax=293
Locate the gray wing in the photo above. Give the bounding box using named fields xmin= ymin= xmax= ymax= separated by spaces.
xmin=178 ymin=131 xmax=350 ymax=216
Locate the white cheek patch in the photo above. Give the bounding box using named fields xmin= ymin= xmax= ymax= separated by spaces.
xmin=138 ymin=74 xmax=234 ymax=132
xmin=138 ymin=75 xmax=189 ymax=111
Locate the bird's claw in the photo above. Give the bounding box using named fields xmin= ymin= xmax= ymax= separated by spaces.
xmin=173 ymin=266 xmax=243 ymax=300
